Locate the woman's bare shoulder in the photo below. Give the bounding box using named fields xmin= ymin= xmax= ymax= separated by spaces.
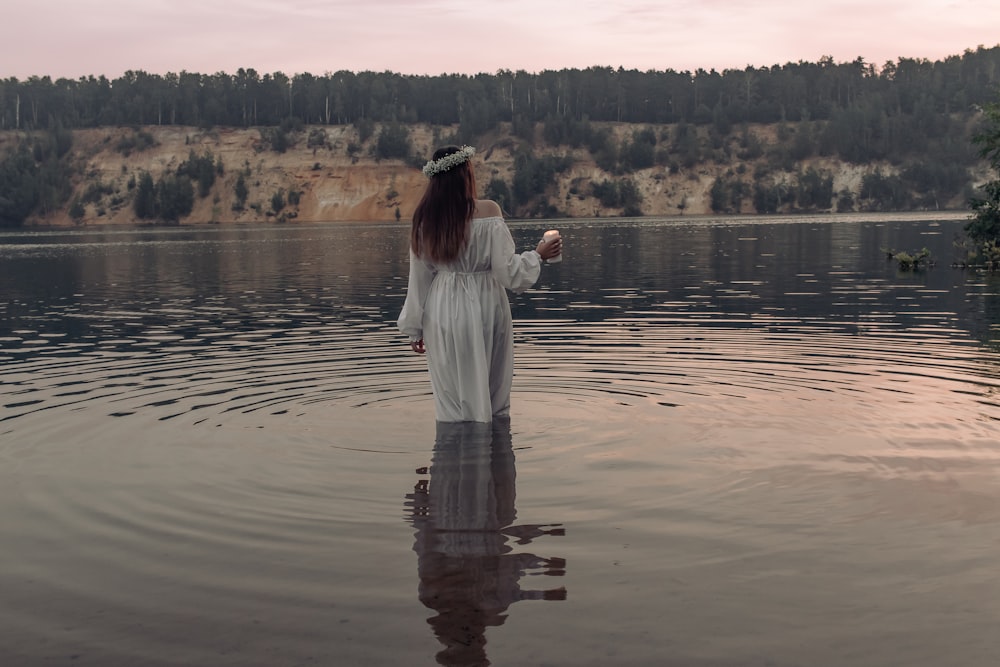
xmin=473 ymin=199 xmax=502 ymax=219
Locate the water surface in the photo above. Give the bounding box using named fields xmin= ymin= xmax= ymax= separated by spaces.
xmin=1 ymin=214 xmax=999 ymax=666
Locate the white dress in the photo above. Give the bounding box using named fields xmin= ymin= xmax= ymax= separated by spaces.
xmin=397 ymin=216 xmax=542 ymax=422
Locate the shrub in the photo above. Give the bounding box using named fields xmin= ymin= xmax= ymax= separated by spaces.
xmin=375 ymin=123 xmax=411 ymax=160
xmin=484 ymin=178 xmax=512 ymax=213
xmin=155 ymin=175 xmax=195 ymax=222
xmin=307 ymin=128 xmax=328 ymax=149
xmin=271 ymin=190 xmax=285 ymax=213
xmin=69 ymin=199 xmax=85 ymax=221
xmin=234 ymin=173 xmax=249 ymax=209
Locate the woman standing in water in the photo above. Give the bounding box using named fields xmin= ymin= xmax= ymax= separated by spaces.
xmin=397 ymin=145 xmax=561 ymax=422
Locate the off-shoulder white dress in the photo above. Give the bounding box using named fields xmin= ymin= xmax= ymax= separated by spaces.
xmin=397 ymin=216 xmax=542 ymax=422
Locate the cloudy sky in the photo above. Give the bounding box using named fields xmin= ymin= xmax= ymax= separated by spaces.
xmin=6 ymin=0 xmax=1000 ymax=79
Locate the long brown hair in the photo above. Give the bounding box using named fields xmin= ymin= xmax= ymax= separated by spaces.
xmin=411 ymin=145 xmax=477 ymax=263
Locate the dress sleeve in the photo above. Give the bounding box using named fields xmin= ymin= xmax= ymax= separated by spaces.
xmin=490 ymin=218 xmax=542 ymax=294
xmin=397 ymin=249 xmax=435 ymax=341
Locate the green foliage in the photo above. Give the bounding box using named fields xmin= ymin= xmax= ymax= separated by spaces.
xmin=1 ymin=48 xmax=999 ymax=141
xmin=134 ymin=172 xmax=156 ymax=218
xmin=752 ymin=180 xmax=794 ymax=214
xmin=0 ymin=130 xmax=76 ymax=227
xmin=621 ymin=179 xmax=644 ymax=216
xmin=134 ymin=171 xmax=193 ymax=222
xmin=511 ymin=153 xmax=572 ymax=214
xmin=789 ymin=124 xmax=815 ymax=161
xmin=671 ymin=122 xmax=702 ymax=169
xmin=960 ymin=238 xmax=1000 ymax=270
xmin=80 ymin=180 xmax=113 ymax=204
xmin=155 ymin=174 xmax=195 ymax=222
xmin=307 ymin=128 xmax=328 ymax=149
xmin=620 ymin=128 xmax=656 ymax=172
xmin=752 ymin=183 xmax=780 ymax=214
xmin=354 ymin=118 xmax=375 ymax=143
xmin=593 ymin=134 xmax=619 ymax=173
xmin=794 ymin=167 xmax=834 ymax=211
xmin=484 ymin=178 xmax=512 ymax=214
xmin=885 ymin=247 xmax=933 ymax=271
xmin=50 ymin=122 xmax=74 ymax=158
xmin=966 ymin=103 xmax=1000 ymax=251
xmin=900 ymin=161 xmax=968 ymax=208
xmin=455 ymin=94 xmax=498 ymax=143
xmin=592 ymin=180 xmax=619 ymax=207
xmin=375 ymin=123 xmax=411 ymax=160
xmin=33 ymin=131 xmax=74 ymax=215
xmin=258 ymin=119 xmax=301 ymax=153
xmin=260 ymin=127 xmax=290 ymax=153
xmin=542 ymin=115 xmax=574 ymax=147
xmin=765 ymin=145 xmax=796 ymax=172
xmin=271 ymin=189 xmax=285 ymax=213
xmin=692 ymin=104 xmax=713 ymax=125
xmin=512 ymin=115 xmax=535 ymax=143
xmin=177 ymin=150 xmax=218 ymax=197
xmin=5 ymin=50 xmax=1000 ymax=223
xmin=710 ymin=177 xmax=738 ymax=213
xmin=712 ymin=103 xmax=732 ymax=136
xmin=116 ymin=130 xmax=157 ymax=155
xmin=836 ymin=188 xmax=855 ymax=212
xmin=68 ymin=198 xmax=85 ymax=221
xmin=280 ymin=117 xmax=303 ymax=134
xmin=233 ymin=173 xmax=249 ymax=210
xmin=967 ymin=180 xmax=1000 ymax=246
xmin=738 ymin=128 xmax=764 ymax=160
xmin=591 ymin=178 xmax=643 ymax=214
xmin=860 ymin=168 xmax=910 ymax=211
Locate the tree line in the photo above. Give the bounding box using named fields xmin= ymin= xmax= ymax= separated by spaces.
xmin=3 ymin=46 xmax=1000 ymax=227
xmin=2 ymin=47 xmax=999 ymax=135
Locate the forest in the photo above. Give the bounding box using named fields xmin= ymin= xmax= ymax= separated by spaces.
xmin=1 ymin=45 xmax=1000 ymax=228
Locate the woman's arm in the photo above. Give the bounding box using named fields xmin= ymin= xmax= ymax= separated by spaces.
xmin=489 ymin=218 xmax=543 ymax=294
xmin=397 ymin=249 xmax=435 ymax=343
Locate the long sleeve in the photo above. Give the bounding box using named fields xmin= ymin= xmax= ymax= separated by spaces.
xmin=489 ymin=219 xmax=541 ymax=294
xmin=397 ymin=249 xmax=436 ymax=341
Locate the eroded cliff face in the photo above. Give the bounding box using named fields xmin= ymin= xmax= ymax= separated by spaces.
xmin=45 ymin=125 xmax=434 ymax=226
xmin=5 ymin=123 xmax=975 ymax=227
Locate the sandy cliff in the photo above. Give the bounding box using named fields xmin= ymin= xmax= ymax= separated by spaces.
xmin=6 ymin=123 xmax=977 ymax=227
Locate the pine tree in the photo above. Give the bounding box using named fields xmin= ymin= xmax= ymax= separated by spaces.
xmin=134 ymin=172 xmax=156 ymax=219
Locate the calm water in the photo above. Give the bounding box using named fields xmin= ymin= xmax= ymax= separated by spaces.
xmin=1 ymin=214 xmax=999 ymax=666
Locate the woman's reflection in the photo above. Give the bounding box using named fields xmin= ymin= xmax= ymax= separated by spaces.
xmin=405 ymin=417 xmax=566 ymax=666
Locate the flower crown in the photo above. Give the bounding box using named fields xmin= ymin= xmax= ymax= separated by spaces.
xmin=422 ymin=145 xmax=475 ymax=177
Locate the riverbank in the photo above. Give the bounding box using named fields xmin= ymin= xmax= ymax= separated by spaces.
xmin=1 ymin=123 xmax=985 ymax=227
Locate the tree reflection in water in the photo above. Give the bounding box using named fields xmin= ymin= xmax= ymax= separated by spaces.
xmin=405 ymin=418 xmax=566 ymax=666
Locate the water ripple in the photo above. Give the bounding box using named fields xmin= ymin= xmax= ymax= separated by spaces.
xmin=2 ymin=307 xmax=998 ymax=438
xmin=3 ymin=218 xmax=1000 ymax=666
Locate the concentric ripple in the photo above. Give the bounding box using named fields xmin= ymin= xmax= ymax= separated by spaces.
xmin=3 ymin=304 xmax=998 ymax=436
xmin=3 ymin=217 xmax=1000 ymax=666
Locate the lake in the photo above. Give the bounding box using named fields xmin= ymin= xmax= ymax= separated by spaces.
xmin=1 ymin=213 xmax=999 ymax=666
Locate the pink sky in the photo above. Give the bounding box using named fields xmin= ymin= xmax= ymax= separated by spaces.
xmin=6 ymin=0 xmax=1000 ymax=80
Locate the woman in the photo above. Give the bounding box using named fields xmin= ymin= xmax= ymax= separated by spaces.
xmin=397 ymin=145 xmax=561 ymax=422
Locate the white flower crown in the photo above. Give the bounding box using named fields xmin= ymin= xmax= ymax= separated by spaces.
xmin=421 ymin=145 xmax=476 ymax=177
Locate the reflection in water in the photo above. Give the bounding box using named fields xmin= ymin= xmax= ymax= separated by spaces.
xmin=405 ymin=419 xmax=566 ymax=666
xmin=4 ymin=217 xmax=1000 ymax=665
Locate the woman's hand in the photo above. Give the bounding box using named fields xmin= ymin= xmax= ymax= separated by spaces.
xmin=536 ymin=236 xmax=562 ymax=261
xmin=410 ymin=339 xmax=426 ymax=354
